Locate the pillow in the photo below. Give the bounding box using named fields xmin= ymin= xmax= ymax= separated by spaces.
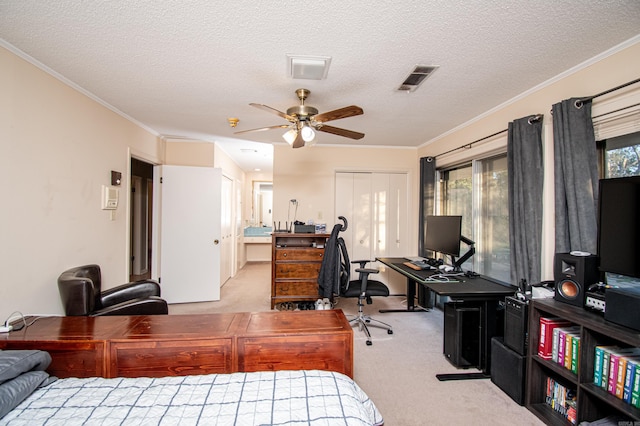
xmin=0 ymin=350 xmax=52 ymax=385
xmin=0 ymin=370 xmax=50 ymax=418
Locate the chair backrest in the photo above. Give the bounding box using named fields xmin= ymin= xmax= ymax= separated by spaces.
xmin=337 ymin=237 xmax=351 ymax=294
xmin=57 ymin=264 xmax=102 ymax=315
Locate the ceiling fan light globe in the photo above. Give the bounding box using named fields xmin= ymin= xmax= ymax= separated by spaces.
xmin=283 ymin=129 xmax=297 ymax=145
xmin=301 ymin=125 xmax=315 ymax=142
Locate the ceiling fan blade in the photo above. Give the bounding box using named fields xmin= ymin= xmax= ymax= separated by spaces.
xmin=313 ymin=105 xmax=363 ymax=123
xmin=317 ymin=125 xmax=365 ymax=140
xmin=292 ymin=132 xmax=305 ymax=148
xmin=250 ymin=103 xmax=294 ymax=121
xmin=234 ymin=124 xmax=290 ymax=135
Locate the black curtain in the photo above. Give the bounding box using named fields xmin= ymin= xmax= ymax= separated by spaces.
xmin=418 ymin=157 xmax=436 ymax=256
xmin=552 ymin=98 xmax=599 ymax=254
xmin=508 ymin=116 xmax=544 ymax=286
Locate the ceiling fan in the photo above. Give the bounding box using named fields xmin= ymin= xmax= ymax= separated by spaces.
xmin=235 ymin=88 xmax=364 ymax=148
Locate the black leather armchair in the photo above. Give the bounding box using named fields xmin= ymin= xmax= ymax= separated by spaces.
xmin=57 ymin=264 xmax=168 ymax=316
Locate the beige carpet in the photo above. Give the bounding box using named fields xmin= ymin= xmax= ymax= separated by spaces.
xmin=169 ymin=262 xmax=544 ymax=426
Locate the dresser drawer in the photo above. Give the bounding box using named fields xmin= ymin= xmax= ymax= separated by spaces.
xmin=274 ymin=281 xmax=319 ymax=296
xmin=108 ymin=338 xmax=233 ymax=377
xmin=275 ymin=262 xmax=321 ymax=278
xmin=275 ymin=248 xmax=324 ymax=261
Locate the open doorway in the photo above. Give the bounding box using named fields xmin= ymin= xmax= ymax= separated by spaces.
xmin=130 ymin=157 xmax=154 ymax=281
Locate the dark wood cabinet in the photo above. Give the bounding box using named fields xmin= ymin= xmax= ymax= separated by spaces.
xmin=527 ymin=299 xmax=640 ymax=424
xmin=271 ymin=233 xmax=329 ymax=309
xmin=0 ymin=310 xmax=353 ymax=379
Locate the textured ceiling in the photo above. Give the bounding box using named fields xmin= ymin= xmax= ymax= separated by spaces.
xmin=1 ymin=1 xmax=639 ymax=172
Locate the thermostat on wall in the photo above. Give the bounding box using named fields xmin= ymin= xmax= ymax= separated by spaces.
xmin=102 ymin=185 xmax=119 ymax=210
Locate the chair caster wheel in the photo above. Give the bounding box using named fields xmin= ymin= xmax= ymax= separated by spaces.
xmin=366 ymin=340 xmax=372 ymax=346
xmin=387 ymin=330 xmax=393 ymax=335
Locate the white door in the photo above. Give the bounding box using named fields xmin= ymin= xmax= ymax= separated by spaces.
xmin=220 ymin=174 xmax=233 ymax=285
xmin=159 ymin=165 xmax=221 ymax=303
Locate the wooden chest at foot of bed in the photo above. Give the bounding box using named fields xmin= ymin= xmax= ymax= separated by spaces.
xmin=0 ymin=310 xmax=353 ymax=379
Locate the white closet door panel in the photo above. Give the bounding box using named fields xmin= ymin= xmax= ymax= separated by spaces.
xmin=388 ymin=173 xmax=409 ymax=257
xmin=372 ymin=173 xmax=389 ymax=258
xmin=352 ymin=173 xmax=372 ymax=262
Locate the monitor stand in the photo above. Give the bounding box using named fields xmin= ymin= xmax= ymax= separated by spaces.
xmin=451 ymin=235 xmax=475 ymax=272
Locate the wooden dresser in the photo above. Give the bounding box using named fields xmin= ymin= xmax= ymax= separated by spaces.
xmin=0 ymin=310 xmax=353 ymax=379
xmin=271 ymin=232 xmax=330 ymax=309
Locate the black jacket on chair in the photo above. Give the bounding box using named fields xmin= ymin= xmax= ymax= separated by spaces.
xmin=318 ymin=222 xmax=343 ymax=298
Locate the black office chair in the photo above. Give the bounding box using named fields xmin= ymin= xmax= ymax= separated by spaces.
xmin=337 ymin=236 xmax=393 ymax=345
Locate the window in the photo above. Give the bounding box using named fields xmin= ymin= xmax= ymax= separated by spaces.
xmin=600 ymin=131 xmax=640 ymax=178
xmin=439 ymin=154 xmax=510 ymax=282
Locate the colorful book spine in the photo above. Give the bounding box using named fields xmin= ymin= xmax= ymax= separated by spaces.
xmin=552 ymin=326 xmax=562 ymax=363
xmin=623 ymin=357 xmax=639 ymax=403
xmin=558 ymin=329 xmax=567 ymax=366
xmin=539 ymin=317 xmax=570 ymax=360
xmin=602 ymin=349 xmax=612 ymax=389
xmin=594 ymin=346 xmax=608 ymax=386
xmin=632 ymin=365 xmax=640 ymax=408
xmin=608 ymin=351 xmax=621 ymax=394
xmin=545 ymin=376 xmax=577 ymax=424
xmin=614 ymin=354 xmax=640 ymax=399
xmin=570 ymin=334 xmax=580 ymax=374
xmin=615 ymin=355 xmax=629 ymax=398
xmin=607 ymin=348 xmax=640 ymax=396
xmin=564 ymin=333 xmax=574 ymax=370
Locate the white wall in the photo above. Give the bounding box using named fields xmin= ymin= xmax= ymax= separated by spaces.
xmin=0 ymin=46 xmax=162 ymax=318
xmin=272 ymin=144 xmax=418 ymax=247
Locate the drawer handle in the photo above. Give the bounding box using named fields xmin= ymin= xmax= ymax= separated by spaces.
xmin=283 ymin=253 xmax=287 ymax=257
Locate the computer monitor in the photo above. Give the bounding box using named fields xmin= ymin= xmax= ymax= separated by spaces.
xmin=421 ymin=215 xmax=462 ymax=258
xmin=420 ymin=215 xmax=475 ymax=272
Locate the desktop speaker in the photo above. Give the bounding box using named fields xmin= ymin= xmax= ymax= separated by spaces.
xmin=553 ymin=253 xmax=599 ymax=307
xmin=490 ymin=337 xmax=526 ymax=405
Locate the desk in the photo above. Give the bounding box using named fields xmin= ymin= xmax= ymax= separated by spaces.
xmin=376 ymin=257 xmax=515 ymax=380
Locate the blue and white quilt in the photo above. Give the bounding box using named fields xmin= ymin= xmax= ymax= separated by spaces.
xmin=1 ymin=369 xmax=383 ymax=425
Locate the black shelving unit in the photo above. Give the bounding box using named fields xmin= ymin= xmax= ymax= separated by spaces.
xmin=527 ymin=299 xmax=640 ymax=425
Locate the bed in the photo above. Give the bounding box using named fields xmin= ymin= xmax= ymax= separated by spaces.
xmin=0 ymin=350 xmax=383 ymax=425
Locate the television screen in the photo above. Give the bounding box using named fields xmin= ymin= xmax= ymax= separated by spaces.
xmin=422 ymin=215 xmax=462 ymax=258
xmin=597 ymin=176 xmax=640 ymax=278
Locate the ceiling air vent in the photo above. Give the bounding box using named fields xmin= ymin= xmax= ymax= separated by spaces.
xmin=397 ymin=65 xmax=439 ymax=92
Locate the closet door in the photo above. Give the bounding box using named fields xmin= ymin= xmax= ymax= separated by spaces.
xmin=372 ymin=173 xmax=409 ymax=258
xmin=336 ymin=171 xmax=409 ymax=262
xmin=388 ymin=173 xmax=409 ymax=257
xmin=335 ymin=172 xmax=373 ymax=276
xmin=352 ymin=173 xmax=373 ymax=262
